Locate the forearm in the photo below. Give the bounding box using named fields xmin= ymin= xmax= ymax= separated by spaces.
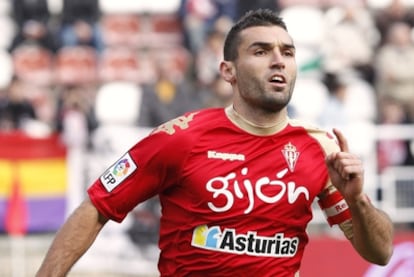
xmin=36 ymin=199 xmax=108 ymax=277
xmin=348 ymin=195 xmax=394 ymax=265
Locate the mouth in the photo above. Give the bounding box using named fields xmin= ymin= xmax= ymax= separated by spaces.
xmin=269 ymin=74 xmax=287 ymax=88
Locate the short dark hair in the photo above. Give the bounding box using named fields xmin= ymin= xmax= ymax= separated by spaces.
xmin=223 ymin=9 xmax=287 ymax=61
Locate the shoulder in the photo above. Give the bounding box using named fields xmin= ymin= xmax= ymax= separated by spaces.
xmin=125 ymin=108 xmax=227 ymax=175
xmin=143 ymin=108 xmax=226 ymax=148
xmin=288 ymin=118 xmax=340 ymax=155
xmin=151 ymin=108 xmax=225 ymax=135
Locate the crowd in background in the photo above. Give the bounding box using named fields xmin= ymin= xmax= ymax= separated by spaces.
xmin=0 ymin=0 xmax=414 ymax=172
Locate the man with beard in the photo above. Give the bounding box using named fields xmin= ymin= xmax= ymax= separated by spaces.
xmin=37 ymin=9 xmax=393 ymax=277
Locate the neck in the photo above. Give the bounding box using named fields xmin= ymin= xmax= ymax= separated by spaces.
xmin=225 ymin=105 xmax=288 ymax=135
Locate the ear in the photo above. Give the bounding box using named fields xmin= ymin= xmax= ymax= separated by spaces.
xmin=220 ymin=61 xmax=236 ymax=84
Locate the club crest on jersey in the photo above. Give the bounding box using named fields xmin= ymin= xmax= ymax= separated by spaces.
xmin=100 ymin=152 xmax=137 ymax=192
xmin=282 ymin=142 xmax=300 ymax=172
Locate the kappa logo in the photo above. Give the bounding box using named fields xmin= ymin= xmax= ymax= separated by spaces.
xmin=192 ymin=225 xmax=299 ymax=257
xmin=100 ymin=152 xmax=137 ymax=192
xmin=207 ymin=151 xmax=245 ymax=161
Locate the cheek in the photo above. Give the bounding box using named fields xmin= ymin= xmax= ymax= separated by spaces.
xmin=236 ymin=71 xmax=258 ymax=92
xmin=288 ymin=62 xmax=298 ymax=78
xmin=235 ymin=64 xmax=259 ymax=83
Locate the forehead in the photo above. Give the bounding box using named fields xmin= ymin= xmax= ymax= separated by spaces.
xmin=238 ymin=25 xmax=294 ymax=48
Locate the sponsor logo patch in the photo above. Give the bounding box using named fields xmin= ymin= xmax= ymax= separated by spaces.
xmin=192 ymin=225 xmax=299 ymax=257
xmin=100 ymin=152 xmax=137 ymax=192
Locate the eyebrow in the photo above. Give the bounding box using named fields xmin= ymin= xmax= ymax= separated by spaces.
xmin=248 ymin=41 xmax=296 ymax=51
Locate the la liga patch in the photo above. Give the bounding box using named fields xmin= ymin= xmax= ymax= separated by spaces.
xmin=100 ymin=152 xmax=137 ymax=192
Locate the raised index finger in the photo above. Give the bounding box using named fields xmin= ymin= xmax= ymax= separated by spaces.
xmin=332 ymin=128 xmax=349 ymax=152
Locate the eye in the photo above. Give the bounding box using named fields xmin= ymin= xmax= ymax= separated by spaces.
xmin=283 ymin=49 xmax=295 ymax=57
xmin=254 ymin=49 xmax=267 ymax=56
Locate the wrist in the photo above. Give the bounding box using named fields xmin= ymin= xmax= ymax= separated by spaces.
xmin=347 ymin=193 xmax=371 ymax=207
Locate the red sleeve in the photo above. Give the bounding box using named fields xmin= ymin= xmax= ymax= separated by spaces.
xmin=87 ymin=125 xmax=193 ymax=222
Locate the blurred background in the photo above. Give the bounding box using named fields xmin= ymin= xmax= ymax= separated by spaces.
xmin=1 ymin=0 xmax=414 ymax=276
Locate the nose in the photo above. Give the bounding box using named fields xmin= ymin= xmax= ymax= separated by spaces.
xmin=270 ymin=50 xmax=285 ymax=69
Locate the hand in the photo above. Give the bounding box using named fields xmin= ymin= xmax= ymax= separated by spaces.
xmin=325 ymin=128 xmax=365 ymax=204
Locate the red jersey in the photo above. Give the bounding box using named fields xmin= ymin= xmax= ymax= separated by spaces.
xmin=88 ymin=107 xmax=346 ymax=277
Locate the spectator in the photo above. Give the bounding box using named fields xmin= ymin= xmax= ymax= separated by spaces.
xmin=9 ymin=19 xmax=60 ymax=53
xmin=138 ymin=58 xmax=202 ymax=127
xmin=58 ymin=0 xmax=104 ymax=52
xmin=377 ymin=96 xmax=414 ymax=172
xmin=55 ymin=85 xmax=97 ymax=141
xmin=12 ymin=0 xmax=50 ymax=28
xmin=374 ymin=21 xmax=414 ymax=123
xmin=373 ymin=0 xmax=414 ymax=47
xmin=10 ymin=0 xmax=59 ymax=53
xmin=195 ymin=29 xmax=226 ymax=87
xmin=322 ymin=2 xmax=379 ymax=83
xmin=0 ymin=76 xmax=37 ymax=131
xmin=178 ymin=0 xmax=237 ymax=54
xmin=318 ymin=72 xmax=348 ymax=130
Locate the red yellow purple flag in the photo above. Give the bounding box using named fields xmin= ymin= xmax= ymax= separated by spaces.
xmin=0 ymin=132 xmax=67 ymax=233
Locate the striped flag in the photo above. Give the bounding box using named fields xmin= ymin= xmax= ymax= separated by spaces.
xmin=0 ymin=132 xmax=67 ymax=233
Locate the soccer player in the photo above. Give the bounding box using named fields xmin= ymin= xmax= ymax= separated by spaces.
xmin=36 ymin=9 xmax=394 ymax=277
